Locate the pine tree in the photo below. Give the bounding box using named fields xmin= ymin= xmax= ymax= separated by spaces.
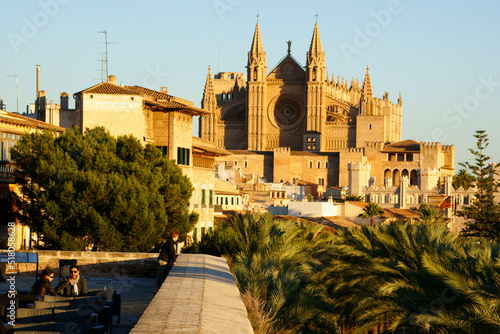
xmin=458 ymin=130 xmax=500 ymax=239
xmin=10 ymin=127 xmax=196 ymax=251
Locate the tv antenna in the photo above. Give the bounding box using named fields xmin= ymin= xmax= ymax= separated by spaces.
xmin=98 ymin=29 xmax=116 ymax=81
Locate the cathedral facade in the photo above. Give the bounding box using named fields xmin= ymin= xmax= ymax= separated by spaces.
xmin=200 ymin=22 xmax=454 ymax=200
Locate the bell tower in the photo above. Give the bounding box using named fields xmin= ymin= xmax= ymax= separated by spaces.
xmin=200 ymin=66 xmax=217 ymax=145
xmin=305 ymin=22 xmax=327 ymax=147
xmin=246 ymin=22 xmax=267 ymax=151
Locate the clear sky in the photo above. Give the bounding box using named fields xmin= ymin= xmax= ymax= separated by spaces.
xmin=1 ymin=0 xmax=499 ymax=169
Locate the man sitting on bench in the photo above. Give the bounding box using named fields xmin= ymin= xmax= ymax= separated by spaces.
xmin=56 ymin=265 xmax=88 ymax=296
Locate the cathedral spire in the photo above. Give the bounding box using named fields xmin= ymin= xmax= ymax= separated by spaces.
xmin=308 ymin=22 xmax=324 ymax=56
xmin=247 ymin=22 xmax=267 ymax=82
xmin=361 ymin=66 xmax=373 ymax=99
xmin=203 ymin=66 xmax=214 ymax=100
xmin=306 ymin=22 xmax=326 ymax=82
xmin=250 ymin=22 xmax=265 ymax=58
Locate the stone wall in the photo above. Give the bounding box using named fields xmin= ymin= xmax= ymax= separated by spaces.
xmin=2 ymin=250 xmax=159 ymax=278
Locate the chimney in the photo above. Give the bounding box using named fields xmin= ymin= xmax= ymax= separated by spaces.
xmin=161 ymin=87 xmax=168 ymax=94
xmin=39 ymin=90 xmax=46 ymax=110
xmin=60 ymin=92 xmax=69 ymax=109
xmin=107 ymin=75 xmax=117 ymax=85
xmin=36 ymin=65 xmax=40 ymax=99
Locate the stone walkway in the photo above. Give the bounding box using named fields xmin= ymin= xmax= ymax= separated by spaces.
xmin=130 ymin=254 xmax=253 ymax=334
xmin=0 ymin=275 xmax=156 ymax=333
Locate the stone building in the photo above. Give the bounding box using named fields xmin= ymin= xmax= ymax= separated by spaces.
xmin=200 ymin=22 xmax=454 ymax=204
xmin=56 ymin=77 xmax=231 ymax=243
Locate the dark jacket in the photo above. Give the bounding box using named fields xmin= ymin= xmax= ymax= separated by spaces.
xmin=159 ymin=238 xmax=177 ymax=264
xmin=31 ymin=278 xmax=57 ymax=297
xmin=56 ymin=276 xmax=88 ymax=296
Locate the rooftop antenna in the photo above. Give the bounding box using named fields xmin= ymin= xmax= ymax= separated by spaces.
xmin=5 ymin=74 xmax=18 ymax=113
xmin=98 ymin=29 xmax=116 ymax=81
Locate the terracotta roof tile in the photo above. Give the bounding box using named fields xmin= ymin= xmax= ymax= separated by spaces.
xmin=0 ymin=110 xmax=65 ymax=131
xmin=75 ymin=82 xmax=140 ymax=96
xmin=383 ymin=139 xmax=420 ymax=152
xmin=124 ymin=86 xmax=208 ymax=115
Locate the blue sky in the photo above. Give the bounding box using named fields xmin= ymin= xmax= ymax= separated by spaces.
xmin=1 ymin=0 xmax=499 ymax=169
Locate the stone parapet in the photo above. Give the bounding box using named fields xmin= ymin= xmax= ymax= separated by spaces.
xmin=1 ymin=250 xmax=159 ymax=278
xmin=130 ymin=253 xmax=253 ymax=334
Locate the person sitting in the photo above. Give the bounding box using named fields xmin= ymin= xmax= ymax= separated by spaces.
xmin=31 ymin=269 xmax=58 ymax=297
xmin=56 ymin=265 xmax=88 ymax=296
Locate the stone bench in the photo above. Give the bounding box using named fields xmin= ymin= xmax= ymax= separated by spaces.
xmin=130 ymin=254 xmax=253 ymax=334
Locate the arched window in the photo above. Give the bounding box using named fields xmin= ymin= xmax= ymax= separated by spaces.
xmin=393 ymin=169 xmax=400 ymax=186
xmin=410 ymin=169 xmax=418 ymax=186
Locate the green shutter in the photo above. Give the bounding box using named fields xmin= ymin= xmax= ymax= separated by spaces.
xmin=202 ymin=189 xmax=206 ymax=205
xmin=209 ymin=190 xmax=213 ymax=205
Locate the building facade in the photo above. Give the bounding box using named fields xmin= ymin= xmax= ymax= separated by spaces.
xmin=200 ymin=22 xmax=454 ymax=202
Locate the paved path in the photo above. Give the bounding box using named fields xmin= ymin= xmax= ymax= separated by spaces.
xmin=0 ymin=275 xmax=156 ymax=333
xmin=130 ymin=254 xmax=253 ymax=334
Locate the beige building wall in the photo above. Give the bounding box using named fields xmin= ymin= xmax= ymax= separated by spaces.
xmin=80 ymin=93 xmax=144 ymax=140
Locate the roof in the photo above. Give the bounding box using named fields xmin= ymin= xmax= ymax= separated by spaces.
xmin=381 ymin=208 xmax=420 ymax=219
xmin=125 ymin=86 xmax=209 ymax=116
xmin=192 ymin=137 xmax=232 ymax=156
xmin=74 ymin=82 xmax=141 ymax=96
xmin=345 ymin=201 xmax=369 ymax=208
xmin=0 ymin=110 xmax=65 ymax=132
xmin=383 ymin=139 xmax=420 ymax=152
xmin=214 ymin=178 xmax=241 ymax=195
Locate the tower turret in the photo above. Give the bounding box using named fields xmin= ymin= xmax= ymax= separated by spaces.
xmin=246 ymin=22 xmax=268 ymax=150
xmin=305 ymin=22 xmax=327 ymax=142
xmin=200 ymin=66 xmax=217 ymax=144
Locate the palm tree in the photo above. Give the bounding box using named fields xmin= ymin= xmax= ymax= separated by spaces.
xmin=418 ymin=202 xmax=445 ymax=224
xmin=229 ymin=213 xmax=337 ymax=333
xmin=452 ymin=168 xmax=475 ymax=190
xmin=343 ymin=194 xmax=364 ymax=201
xmin=319 ymin=221 xmax=500 ymax=333
xmin=358 ymin=202 xmax=384 ymax=227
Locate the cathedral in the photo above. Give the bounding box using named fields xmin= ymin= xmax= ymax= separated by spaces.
xmin=200 ymin=22 xmax=454 ymax=203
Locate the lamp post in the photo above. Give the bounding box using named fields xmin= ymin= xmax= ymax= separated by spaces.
xmin=5 ymin=75 xmax=18 ymax=113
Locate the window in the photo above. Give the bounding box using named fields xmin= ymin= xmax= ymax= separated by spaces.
xmin=369 ymin=124 xmax=372 ymax=130
xmin=312 ymin=137 xmax=316 ymax=150
xmin=130 ymin=97 xmax=134 ymax=101
xmin=244 ymin=161 xmax=248 ymax=168
xmin=325 ymin=162 xmax=329 ymax=169
xmin=201 ymin=227 xmax=206 ymax=236
xmin=307 ymin=137 xmax=312 ymax=150
xmin=319 ymin=178 xmax=325 ymax=186
xmin=406 ymin=154 xmax=414 ymax=161
xmin=317 ymin=161 xmax=321 ymax=168
xmin=231 ymin=197 xmax=234 ymax=205
xmin=208 ymin=226 xmax=213 ymax=234
xmin=201 ymin=189 xmax=206 ymax=205
xmin=237 ymin=197 xmax=239 ymax=205
xmin=209 ymin=190 xmax=213 ymax=205
xmin=177 ymin=147 xmax=190 ymax=165
xmin=225 ymin=197 xmax=228 ymax=205
xmin=157 ymin=146 xmax=168 ymax=157
xmin=309 ymin=161 xmax=313 ymax=168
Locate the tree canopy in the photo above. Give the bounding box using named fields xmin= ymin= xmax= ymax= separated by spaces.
xmin=458 ymin=130 xmax=500 ymax=239
xmin=10 ymin=127 xmax=196 ymax=251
